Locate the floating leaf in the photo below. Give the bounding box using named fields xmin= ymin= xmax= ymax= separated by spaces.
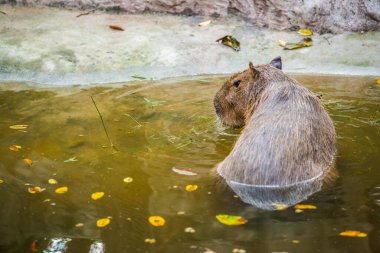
xmin=123 ymin=177 xmax=133 ymax=183
xmin=64 ymin=156 xmax=78 ymax=162
xmin=9 ymin=145 xmax=22 ymax=151
xmin=55 ymin=186 xmax=68 ymax=194
xmin=48 ymin=179 xmax=58 ymax=184
xmin=23 ymin=158 xmax=33 ymax=166
xmin=109 ymin=25 xmax=124 ymax=31
xmin=31 ymin=240 xmax=38 ymax=252
xmin=198 ymin=20 xmax=211 ymax=27
xmin=97 ymin=217 xmax=111 ymax=228
xmin=376 ymin=78 xmax=380 ymax=84
xmin=216 ymin=35 xmax=240 ymax=51
xmin=28 ymin=186 xmax=43 ymax=194
xmin=172 ymin=167 xmax=197 ymax=176
xmin=272 ymin=203 xmax=288 ymax=210
xmin=297 ymin=28 xmax=313 ymax=36
xmin=185 ymin=184 xmax=198 ymax=192
xmin=131 ymin=74 xmax=147 ymax=80
xmin=339 ymin=230 xmax=367 ymax=238
xmin=216 ymin=214 xmax=247 ymax=226
xmin=144 ymin=238 xmax=156 ymax=244
xmin=279 ymin=38 xmax=313 ymax=50
xmin=294 ymin=204 xmax=317 ymax=210
xmin=9 ymin=124 xmax=28 ymax=130
xmin=148 ymin=216 xmax=165 ymax=227
xmin=91 ymin=192 xmax=105 ymax=200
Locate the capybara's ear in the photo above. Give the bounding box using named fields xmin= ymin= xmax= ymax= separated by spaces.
xmin=249 ymin=62 xmax=259 ymax=77
xmin=270 ymin=56 xmax=282 ymax=70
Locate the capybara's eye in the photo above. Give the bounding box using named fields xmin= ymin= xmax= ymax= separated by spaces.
xmin=233 ymin=80 xmax=241 ymax=88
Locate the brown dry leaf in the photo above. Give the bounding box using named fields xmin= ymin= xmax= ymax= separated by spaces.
xmin=97 ymin=217 xmax=111 ymax=228
xmin=109 ymin=25 xmax=124 ymax=31
xmin=9 ymin=124 xmax=28 ymax=130
xmin=9 ymin=145 xmax=22 ymax=151
xmin=31 ymin=240 xmax=38 ymax=252
xmin=185 ymin=184 xmax=198 ymax=192
xmin=91 ymin=191 xmax=105 ymax=200
xmin=148 ymin=216 xmax=165 ymax=227
xmin=23 ymin=158 xmax=33 ymax=166
xmin=294 ymin=204 xmax=317 ymax=210
xmin=339 ymin=230 xmax=367 ymax=238
xmin=28 ymin=186 xmax=43 ymax=194
xmin=198 ymin=20 xmax=211 ymax=27
xmin=55 ymin=186 xmax=68 ymax=194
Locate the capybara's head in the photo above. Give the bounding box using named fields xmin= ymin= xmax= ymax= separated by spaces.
xmin=214 ymin=57 xmax=282 ymax=128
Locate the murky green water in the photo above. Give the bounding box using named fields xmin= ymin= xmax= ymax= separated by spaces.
xmin=0 ymin=75 xmax=379 ymax=253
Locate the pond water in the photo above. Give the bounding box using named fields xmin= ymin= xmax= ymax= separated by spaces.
xmin=0 ymin=74 xmax=379 ymax=253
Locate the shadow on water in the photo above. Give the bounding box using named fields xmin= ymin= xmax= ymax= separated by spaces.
xmin=0 ymin=74 xmax=379 ymax=252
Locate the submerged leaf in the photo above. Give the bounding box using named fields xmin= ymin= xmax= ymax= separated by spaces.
xmin=23 ymin=158 xmax=33 ymax=166
xmin=64 ymin=156 xmax=78 ymax=162
xmin=279 ymin=38 xmax=313 ymax=50
xmin=28 ymin=186 xmax=43 ymax=194
xmin=123 ymin=177 xmax=133 ymax=183
xmin=91 ymin=192 xmax=105 ymax=200
xmin=216 ymin=214 xmax=247 ymax=226
xmin=272 ymin=203 xmax=288 ymax=210
xmin=97 ymin=217 xmax=111 ymax=228
xmin=339 ymin=230 xmax=367 ymax=238
xmin=31 ymin=240 xmax=38 ymax=252
xmin=109 ymin=25 xmax=124 ymax=31
xmin=9 ymin=145 xmax=22 ymax=151
xmin=198 ymin=20 xmax=211 ymax=27
xmin=297 ymin=28 xmax=313 ymax=36
xmin=294 ymin=204 xmax=317 ymax=210
xmin=148 ymin=216 xmax=165 ymax=227
xmin=48 ymin=179 xmax=58 ymax=185
xmin=0 ymin=179 xmax=4 ymax=184
xmin=216 ymin=35 xmax=240 ymax=51
xmin=144 ymin=97 xmax=163 ymax=107
xmin=55 ymin=186 xmax=68 ymax=194
xmin=185 ymin=184 xmax=198 ymax=191
xmin=144 ymin=238 xmax=156 ymax=244
xmin=75 ymin=223 xmax=84 ymax=228
xmin=9 ymin=124 xmax=28 ymax=130
xmin=172 ymin=167 xmax=198 ymax=176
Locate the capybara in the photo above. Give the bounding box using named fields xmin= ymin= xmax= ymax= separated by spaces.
xmin=214 ymin=57 xmax=337 ymax=210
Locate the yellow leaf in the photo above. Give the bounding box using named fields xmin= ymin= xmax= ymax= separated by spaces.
xmin=272 ymin=203 xmax=288 ymax=210
xmin=144 ymin=238 xmax=156 ymax=244
xmin=294 ymin=204 xmax=317 ymax=210
xmin=9 ymin=145 xmax=22 ymax=151
xmin=198 ymin=20 xmax=211 ymax=27
xmin=123 ymin=177 xmax=133 ymax=183
xmin=292 ymin=240 xmax=301 ymax=244
xmin=55 ymin=186 xmax=68 ymax=194
xmin=216 ymin=214 xmax=247 ymax=226
xmin=23 ymin=158 xmax=33 ymax=166
xmin=376 ymin=78 xmax=380 ymax=84
xmin=339 ymin=230 xmax=367 ymax=237
xmin=297 ymin=28 xmax=313 ymax=36
xmin=28 ymin=186 xmax=42 ymax=194
xmin=148 ymin=216 xmax=166 ymax=227
xmin=9 ymin=124 xmax=28 ymax=130
xmin=48 ymin=179 xmax=58 ymax=184
xmin=185 ymin=184 xmax=198 ymax=192
xmin=97 ymin=218 xmax=111 ymax=228
xmin=91 ymin=192 xmax=105 ymax=200
xmin=279 ymin=38 xmax=313 ymax=50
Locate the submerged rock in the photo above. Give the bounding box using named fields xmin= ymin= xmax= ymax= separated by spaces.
xmin=2 ymin=0 xmax=380 ymax=33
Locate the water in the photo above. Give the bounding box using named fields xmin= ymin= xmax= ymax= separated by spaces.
xmin=0 ymin=74 xmax=379 ymax=253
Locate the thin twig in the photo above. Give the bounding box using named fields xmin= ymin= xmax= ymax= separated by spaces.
xmin=91 ymin=96 xmax=118 ymax=151
xmin=0 ymin=10 xmax=7 ymax=15
xmin=323 ymin=36 xmax=331 ymax=45
xmin=76 ymin=9 xmax=96 ymax=18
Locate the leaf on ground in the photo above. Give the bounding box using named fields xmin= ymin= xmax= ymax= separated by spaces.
xmin=185 ymin=184 xmax=198 ymax=191
xmin=198 ymin=20 xmax=211 ymax=27
xmin=123 ymin=177 xmax=133 ymax=183
xmin=294 ymin=204 xmax=317 ymax=210
xmin=97 ymin=217 xmax=111 ymax=228
xmin=216 ymin=35 xmax=240 ymax=51
xmin=91 ymin=191 xmax=105 ymax=200
xmin=109 ymin=25 xmax=124 ymax=31
xmin=131 ymin=74 xmax=147 ymax=80
xmin=216 ymin=214 xmax=247 ymax=226
xmin=23 ymin=158 xmax=33 ymax=166
xmin=339 ymin=230 xmax=367 ymax=238
xmin=148 ymin=216 xmax=165 ymax=227
xmin=9 ymin=145 xmax=22 ymax=151
xmin=297 ymin=28 xmax=313 ymax=36
xmin=279 ymin=38 xmax=313 ymax=50
xmin=28 ymin=186 xmax=43 ymax=194
xmin=48 ymin=179 xmax=58 ymax=184
xmin=172 ymin=167 xmax=198 ymax=176
xmin=376 ymin=78 xmax=380 ymax=84
xmin=9 ymin=124 xmax=28 ymax=130
xmin=64 ymin=156 xmax=78 ymax=162
xmin=55 ymin=186 xmax=68 ymax=194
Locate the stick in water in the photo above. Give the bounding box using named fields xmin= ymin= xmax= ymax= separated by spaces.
xmin=91 ymin=96 xmax=118 ymax=151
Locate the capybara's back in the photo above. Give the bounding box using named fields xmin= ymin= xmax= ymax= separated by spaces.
xmin=214 ymin=57 xmax=336 ymax=209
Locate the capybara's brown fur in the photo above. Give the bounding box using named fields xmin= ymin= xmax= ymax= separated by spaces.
xmin=214 ymin=57 xmax=336 ymax=208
